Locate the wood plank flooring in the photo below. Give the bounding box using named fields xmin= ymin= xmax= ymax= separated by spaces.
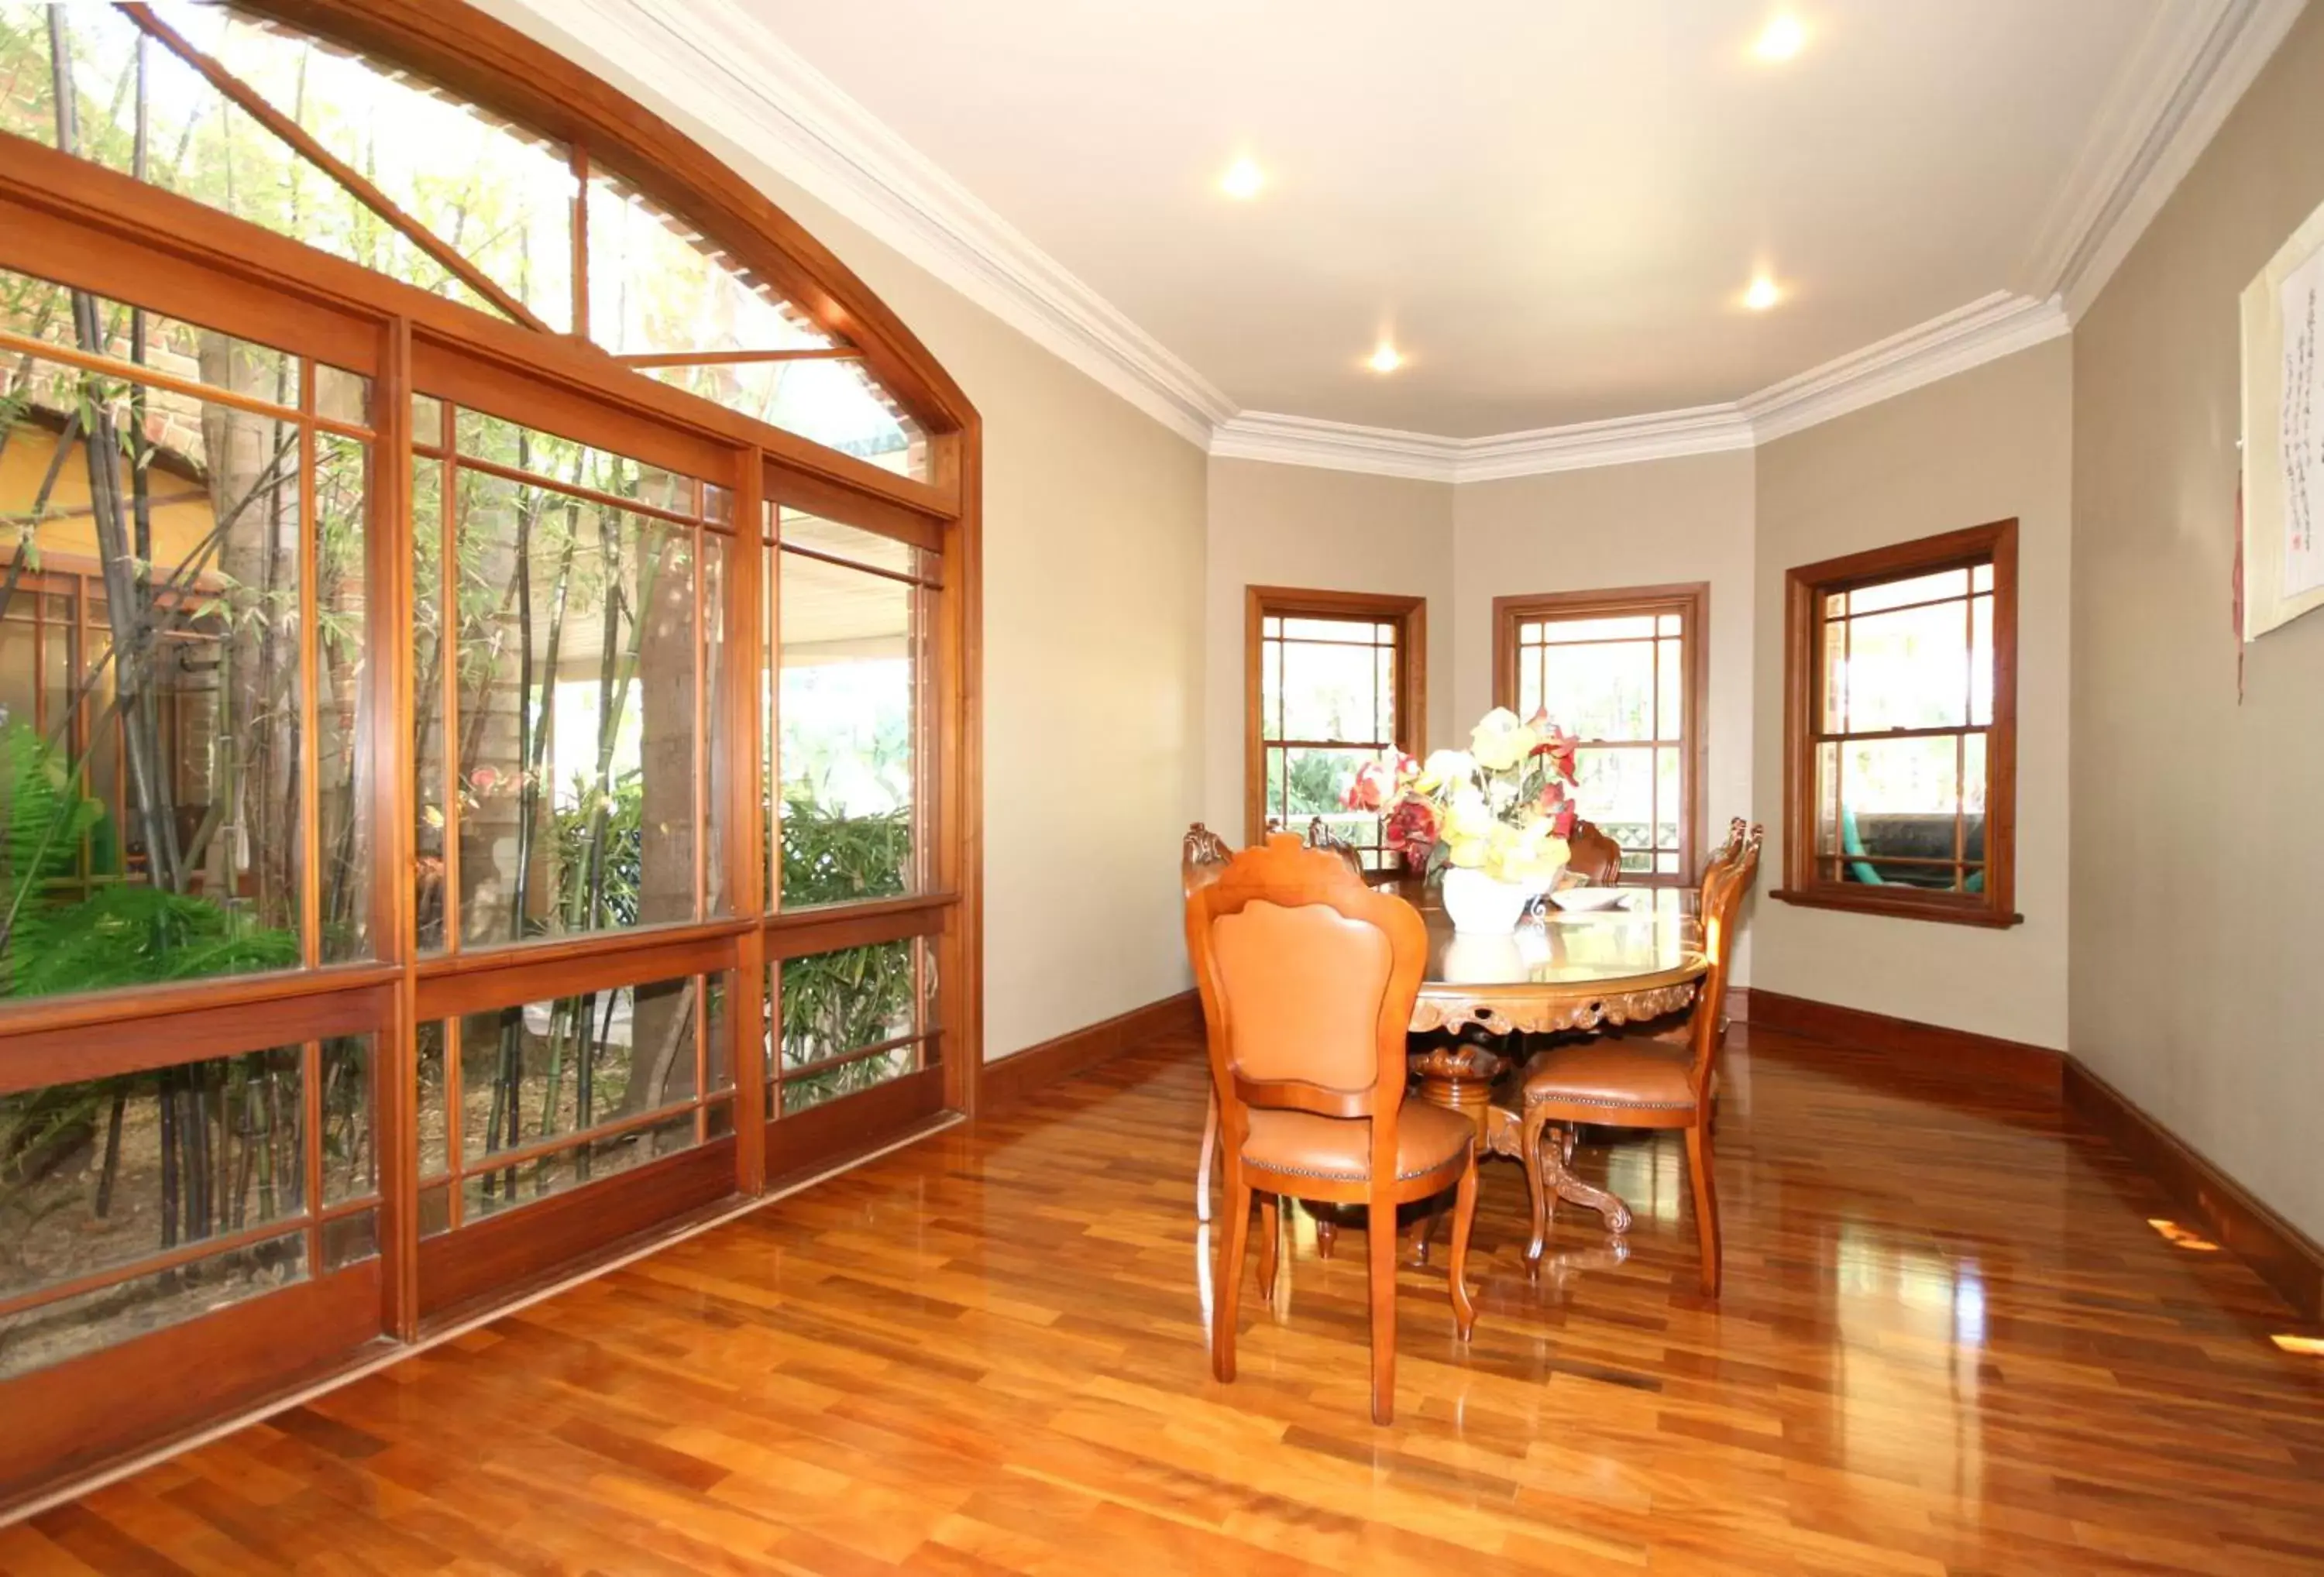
xmin=5 ymin=1022 xmax=2322 ymax=1575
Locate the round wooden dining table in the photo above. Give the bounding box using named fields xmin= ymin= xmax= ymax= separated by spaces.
xmin=1401 ymin=892 xmax=1710 ymax=1236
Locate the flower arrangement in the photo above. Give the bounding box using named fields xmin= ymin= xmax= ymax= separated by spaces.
xmin=1342 ymin=707 xmax=1581 ymax=887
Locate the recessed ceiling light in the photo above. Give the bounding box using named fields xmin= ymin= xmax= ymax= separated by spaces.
xmin=1219 ymin=157 xmax=1265 ymax=199
xmin=2273 ymin=1334 xmax=2324 ymax=1356
xmin=1744 ymin=276 xmax=1782 ymax=311
xmin=1752 ymin=14 xmax=1807 ymax=61
xmin=1367 ymin=345 xmax=1404 ymax=373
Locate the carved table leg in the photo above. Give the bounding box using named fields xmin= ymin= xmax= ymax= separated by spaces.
xmin=1544 ymin=1125 xmax=1633 ymax=1235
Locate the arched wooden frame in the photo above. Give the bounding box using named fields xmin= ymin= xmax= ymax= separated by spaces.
xmin=0 ymin=0 xmax=982 ymax=1507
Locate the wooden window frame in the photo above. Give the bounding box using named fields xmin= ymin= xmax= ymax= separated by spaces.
xmin=1491 ymin=582 xmax=1708 ymax=888
xmin=1775 ymin=520 xmax=2020 ymax=929
xmin=0 ymin=0 xmax=983 ymax=1508
xmin=1243 ymin=586 xmax=1427 ymax=854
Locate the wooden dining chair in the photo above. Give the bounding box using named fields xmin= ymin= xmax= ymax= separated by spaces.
xmin=1184 ymin=823 xmax=1233 ymax=1224
xmin=1305 ymin=815 xmax=1367 ymax=878
xmin=1186 ymin=832 xmax=1478 ymax=1424
xmin=1515 ymin=824 xmax=1762 ymax=1295
xmin=1564 ymin=819 xmax=1624 ymax=886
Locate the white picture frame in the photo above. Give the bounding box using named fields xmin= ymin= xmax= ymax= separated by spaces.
xmin=2240 ymin=194 xmax=2324 ymax=641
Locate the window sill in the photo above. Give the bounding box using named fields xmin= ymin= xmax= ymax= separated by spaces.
xmin=1769 ymin=888 xmax=2024 ymax=929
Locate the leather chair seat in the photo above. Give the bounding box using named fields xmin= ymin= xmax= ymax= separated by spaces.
xmin=1520 ymin=1039 xmax=1698 ymax=1115
xmin=1239 ymin=1101 xmax=1472 ymax=1182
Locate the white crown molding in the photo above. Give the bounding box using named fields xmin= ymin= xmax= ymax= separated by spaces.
xmin=2037 ymin=0 xmax=2310 ymax=319
xmin=1214 ymin=294 xmax=2065 ymax=482
xmin=493 ymin=0 xmax=2295 ymax=478
xmin=1742 ymin=292 xmax=2070 ymax=444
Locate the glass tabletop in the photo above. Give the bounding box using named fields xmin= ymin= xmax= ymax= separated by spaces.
xmin=1419 ymin=900 xmax=1706 ymax=992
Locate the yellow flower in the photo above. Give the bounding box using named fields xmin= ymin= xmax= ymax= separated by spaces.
xmin=1469 ymin=707 xmax=1538 ymax=773
xmin=1446 ymin=837 xmax=1489 ymax=868
xmin=1444 ymin=790 xmax=1494 ymax=840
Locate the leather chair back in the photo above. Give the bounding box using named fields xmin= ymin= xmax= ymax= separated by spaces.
xmin=1186 ymin=833 xmax=1427 ymax=1129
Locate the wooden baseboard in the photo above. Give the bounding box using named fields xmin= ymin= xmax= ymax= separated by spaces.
xmin=1742 ymin=988 xmax=2063 ymax=1095
xmin=978 ymin=990 xmax=1201 ymax=1115
xmin=2064 ymin=1060 xmax=2324 ymax=1322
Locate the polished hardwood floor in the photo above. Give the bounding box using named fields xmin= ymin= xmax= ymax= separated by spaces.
xmin=4 ymin=1022 xmax=2322 ymax=1575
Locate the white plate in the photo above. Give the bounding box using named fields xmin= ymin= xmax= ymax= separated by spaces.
xmin=1549 ymin=887 xmax=1628 ymax=912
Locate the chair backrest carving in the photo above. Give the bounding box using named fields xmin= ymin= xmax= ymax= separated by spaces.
xmin=1304 ymin=816 xmax=1367 ymax=878
xmin=1566 ymin=819 xmax=1624 ymax=886
xmin=1686 ymin=822 xmax=1763 ymax=1098
xmin=1185 ymin=833 xmax=1427 ymax=1145
xmin=1183 ymin=822 xmax=1232 ymax=896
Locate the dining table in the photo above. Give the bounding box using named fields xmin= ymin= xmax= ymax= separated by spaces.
xmin=1397 ymin=887 xmax=1710 ymax=1239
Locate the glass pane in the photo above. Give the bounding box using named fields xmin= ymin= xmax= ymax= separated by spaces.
xmin=703 ymin=534 xmax=731 ymax=916
xmin=12 ymin=5 xmax=569 ymax=323
xmin=0 ymin=1045 xmax=308 ymax=1307
xmin=457 ymin=974 xmax=705 ymax=1166
xmin=412 ymin=456 xmax=448 ymax=950
xmin=416 ymin=1020 xmax=449 ymax=1180
xmin=1278 ymin=638 xmax=1388 ymax=743
xmin=1815 ymin=740 xmax=1841 ymax=855
xmin=0 ymin=267 xmax=300 ymax=407
xmin=462 ymin=1111 xmax=697 ymax=1224
xmin=0 ymin=1229 xmax=305 ymax=1382
xmin=1279 ymin=617 xmax=1376 ymax=642
xmin=776 ymin=548 xmax=916 ymax=905
xmin=771 ymin=942 xmax=918 ymax=1115
xmin=1832 ymin=599 xmax=1972 ymax=734
xmin=1277 ymin=746 xmax=1377 ymax=821
xmin=706 ymin=972 xmax=733 ymax=1094
xmin=0 ymin=344 xmax=334 ymax=992
xmin=1655 ymin=747 xmax=1680 ymax=854
xmin=1517 ymin=651 xmax=1542 ymax=718
xmin=1820 ymin=612 xmax=1849 ymax=733
xmin=1261 ymin=639 xmax=1281 ymax=740
xmin=1844 ymin=567 xmax=1968 ymax=615
xmin=321 ymin=1209 xmax=376 ymax=1272
xmin=1542 ymin=641 xmax=1655 ymax=742
xmin=1536 ymin=615 xmax=1655 ymax=644
xmin=778 ymin=509 xmax=933 ymax=584
xmin=312 ymin=434 xmax=372 ymax=962
xmin=1972 ymin=563 xmax=1994 ymax=593
xmin=1970 ymin=595 xmax=1994 ymax=727
xmin=1656 ymin=637 xmax=1682 ymax=741
xmin=1834 ymin=735 xmax=1966 ymax=889
xmin=1518 ymin=622 xmax=1542 ymax=642
xmin=452 ymin=466 xmax=699 ymax=945
xmin=1573 ymin=747 xmax=1654 ymax=855
xmin=1656 ymin=614 xmax=1681 ymax=636
xmin=320 ymin=1035 xmax=375 ymax=1205
xmin=588 ymin=174 xmax=923 ymax=478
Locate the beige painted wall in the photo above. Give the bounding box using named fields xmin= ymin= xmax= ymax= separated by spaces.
xmin=499 ymin=15 xmax=1211 ymax=1063
xmin=1752 ymin=339 xmax=2074 ymax=1048
xmin=2071 ymin=2 xmax=2324 ymax=1242
xmin=1452 ymin=456 xmax=1755 ymax=830
xmin=1203 ymin=461 xmax=1456 ymax=839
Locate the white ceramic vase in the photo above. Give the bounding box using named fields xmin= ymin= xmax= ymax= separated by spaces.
xmin=1440 ymin=864 xmax=1562 ymax=934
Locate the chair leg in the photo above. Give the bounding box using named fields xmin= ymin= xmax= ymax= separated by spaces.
xmin=1213 ymin=1164 xmax=1251 ymax=1383
xmin=1685 ymin=1122 xmax=1721 ymax=1297
xmin=1446 ymin=1150 xmax=1479 ymax=1340
xmin=1367 ymin=1196 xmax=1397 ymax=1425
xmin=1519 ymin=1102 xmax=1556 ymax=1273
xmin=1195 ymin=1089 xmax=1219 ymax=1223
xmin=1257 ymin=1193 xmax=1281 ymax=1302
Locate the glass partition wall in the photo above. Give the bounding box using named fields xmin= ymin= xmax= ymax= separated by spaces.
xmin=0 ymin=1 xmax=978 ymax=1507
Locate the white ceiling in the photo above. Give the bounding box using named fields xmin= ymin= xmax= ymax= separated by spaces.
xmin=508 ymin=0 xmax=2306 ymax=469
xmin=715 ymin=0 xmax=2189 ymax=437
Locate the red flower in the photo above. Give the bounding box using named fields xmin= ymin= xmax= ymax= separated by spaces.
xmin=1550 ymin=801 xmax=1577 ymax=839
xmin=1529 ymin=723 xmax=1580 ymax=783
xmin=1341 ymin=757 xmax=1397 ymax=812
xmin=1384 ymin=796 xmax=1441 ymax=861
